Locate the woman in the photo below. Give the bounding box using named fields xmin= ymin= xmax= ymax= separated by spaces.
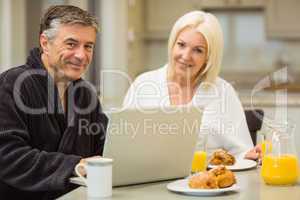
xmin=123 ymin=11 xmax=259 ymax=160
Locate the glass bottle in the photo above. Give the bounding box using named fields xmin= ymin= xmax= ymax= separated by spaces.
xmin=261 ymin=123 xmax=299 ymax=185
xmin=191 ymin=133 xmax=207 ymax=173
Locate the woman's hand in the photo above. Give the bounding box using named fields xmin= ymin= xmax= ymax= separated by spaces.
xmin=244 ymin=144 xmax=262 ymax=160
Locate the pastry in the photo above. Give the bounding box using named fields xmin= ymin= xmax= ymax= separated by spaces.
xmin=209 ymin=149 xmax=236 ymax=166
xmin=188 ymin=172 xmax=218 ymax=189
xmin=188 ymin=166 xmax=236 ymax=189
xmin=209 ymin=166 xmax=236 ymax=188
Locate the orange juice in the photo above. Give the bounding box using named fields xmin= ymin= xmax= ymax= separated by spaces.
xmin=261 ymin=154 xmax=299 ymax=185
xmin=299 ymin=166 xmax=300 ymax=181
xmin=261 ymin=140 xmax=272 ymax=157
xmin=191 ymin=151 xmax=207 ymax=173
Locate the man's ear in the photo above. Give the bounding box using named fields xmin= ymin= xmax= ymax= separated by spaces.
xmin=40 ymin=34 xmax=50 ymax=54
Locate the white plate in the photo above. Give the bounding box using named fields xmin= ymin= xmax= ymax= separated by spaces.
xmin=167 ymin=179 xmax=239 ymax=196
xmin=70 ymin=177 xmax=86 ymax=186
xmin=208 ymin=159 xmax=257 ymax=171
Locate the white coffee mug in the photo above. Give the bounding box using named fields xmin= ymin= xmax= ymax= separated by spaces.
xmin=75 ymin=157 xmax=113 ymax=198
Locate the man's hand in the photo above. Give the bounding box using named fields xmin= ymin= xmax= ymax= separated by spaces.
xmin=244 ymin=144 xmax=262 ymax=160
xmin=75 ymin=156 xmax=102 ymax=177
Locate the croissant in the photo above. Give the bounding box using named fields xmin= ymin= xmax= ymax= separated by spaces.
xmin=188 ymin=166 xmax=236 ymax=189
xmin=209 ymin=149 xmax=235 ymax=166
xmin=209 ymin=166 xmax=236 ymax=188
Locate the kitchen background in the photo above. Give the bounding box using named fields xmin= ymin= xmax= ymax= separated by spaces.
xmin=0 ymin=0 xmax=300 ymax=156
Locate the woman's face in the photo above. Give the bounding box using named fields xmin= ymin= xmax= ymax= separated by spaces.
xmin=171 ymin=27 xmax=208 ymax=82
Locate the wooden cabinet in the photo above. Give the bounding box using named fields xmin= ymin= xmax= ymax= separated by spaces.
xmin=197 ymin=0 xmax=227 ymax=9
xmin=265 ymin=0 xmax=300 ymax=39
xmin=144 ymin=0 xmax=265 ymax=40
xmin=198 ymin=0 xmax=264 ymax=9
xmin=240 ymin=0 xmax=264 ymax=7
xmin=145 ymin=0 xmax=195 ymax=38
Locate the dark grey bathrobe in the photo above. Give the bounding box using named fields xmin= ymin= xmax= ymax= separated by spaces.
xmin=0 ymin=48 xmax=108 ymax=200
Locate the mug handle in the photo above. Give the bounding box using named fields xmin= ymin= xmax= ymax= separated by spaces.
xmin=75 ymin=163 xmax=87 ymax=185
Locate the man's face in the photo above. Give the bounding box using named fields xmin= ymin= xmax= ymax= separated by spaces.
xmin=42 ymin=24 xmax=96 ymax=81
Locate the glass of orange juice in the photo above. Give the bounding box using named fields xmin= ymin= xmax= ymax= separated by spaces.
xmin=261 ymin=123 xmax=299 ymax=185
xmin=261 ymin=154 xmax=298 ymax=185
xmin=191 ymin=133 xmax=207 ymax=173
xmin=191 ymin=151 xmax=207 ymax=173
xmin=261 ymin=140 xmax=272 ymax=156
xmin=257 ymin=127 xmax=274 ymax=158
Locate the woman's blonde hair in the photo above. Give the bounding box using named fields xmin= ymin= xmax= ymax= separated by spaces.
xmin=167 ymin=11 xmax=223 ymax=87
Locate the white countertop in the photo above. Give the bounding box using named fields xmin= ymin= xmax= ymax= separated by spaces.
xmin=237 ymin=90 xmax=300 ymax=107
xmin=57 ymin=168 xmax=300 ymax=200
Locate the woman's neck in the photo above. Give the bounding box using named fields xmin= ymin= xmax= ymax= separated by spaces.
xmin=167 ymin=67 xmax=199 ymax=90
xmin=167 ymin=67 xmax=199 ymax=105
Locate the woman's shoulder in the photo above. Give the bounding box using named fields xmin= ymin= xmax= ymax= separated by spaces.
xmin=215 ymin=77 xmax=231 ymax=86
xmin=199 ymin=77 xmax=237 ymax=97
xmin=214 ymin=77 xmax=236 ymax=91
xmin=133 ymin=65 xmax=166 ymax=84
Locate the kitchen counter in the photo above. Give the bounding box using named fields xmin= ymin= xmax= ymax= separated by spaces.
xmin=237 ymin=90 xmax=300 ymax=107
xmin=57 ymin=168 xmax=300 ymax=200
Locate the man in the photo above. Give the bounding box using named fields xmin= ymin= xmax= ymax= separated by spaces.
xmin=0 ymin=5 xmax=108 ymax=199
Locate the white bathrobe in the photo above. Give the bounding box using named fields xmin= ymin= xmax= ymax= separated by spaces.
xmin=123 ymin=65 xmax=253 ymax=158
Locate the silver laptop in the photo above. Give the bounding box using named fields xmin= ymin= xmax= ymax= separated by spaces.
xmin=103 ymin=106 xmax=202 ymax=186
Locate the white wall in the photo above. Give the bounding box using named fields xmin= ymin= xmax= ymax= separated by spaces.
xmin=0 ymin=0 xmax=13 ymax=72
xmin=99 ymin=0 xmax=130 ymax=108
xmin=41 ymin=0 xmax=88 ymax=11
xmin=41 ymin=0 xmax=65 ymax=10
xmin=0 ymin=0 xmax=3 ymax=69
xmin=66 ymin=0 xmax=88 ymax=10
xmin=0 ymin=0 xmax=26 ymax=72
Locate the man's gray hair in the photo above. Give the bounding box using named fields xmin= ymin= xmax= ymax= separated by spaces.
xmin=42 ymin=19 xmax=61 ymax=41
xmin=40 ymin=5 xmax=99 ymax=41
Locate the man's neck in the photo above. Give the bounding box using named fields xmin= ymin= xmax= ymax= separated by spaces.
xmin=41 ymin=53 xmax=70 ymax=111
xmin=41 ymin=52 xmax=71 ymax=83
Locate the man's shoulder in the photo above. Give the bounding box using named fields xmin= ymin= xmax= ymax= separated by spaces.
xmin=0 ymin=65 xmax=29 ymax=87
xmin=73 ymin=79 xmax=96 ymax=92
xmin=73 ymin=79 xmax=99 ymax=99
